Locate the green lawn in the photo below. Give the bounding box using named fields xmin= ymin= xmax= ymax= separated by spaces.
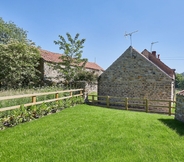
xmin=0 ymin=104 xmax=184 ymax=162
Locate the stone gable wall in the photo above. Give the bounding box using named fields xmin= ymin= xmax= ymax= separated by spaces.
xmin=98 ymin=47 xmax=174 ymax=105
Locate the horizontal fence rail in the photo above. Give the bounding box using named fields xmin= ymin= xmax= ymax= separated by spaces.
xmin=0 ymin=89 xmax=83 ymax=112
xmin=88 ymin=95 xmax=175 ymax=116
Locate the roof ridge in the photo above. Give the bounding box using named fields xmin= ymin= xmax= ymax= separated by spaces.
xmin=141 ymin=49 xmax=174 ymax=78
xmin=40 ymin=49 xmax=104 ymax=71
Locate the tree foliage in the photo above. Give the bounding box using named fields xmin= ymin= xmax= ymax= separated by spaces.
xmin=0 ymin=40 xmax=40 ymax=88
xmin=74 ymin=71 xmax=98 ymax=84
xmin=0 ymin=17 xmax=27 ymax=44
xmin=54 ymin=33 xmax=87 ymax=84
xmin=0 ymin=17 xmax=41 ymax=88
xmin=175 ymin=73 xmax=184 ymax=90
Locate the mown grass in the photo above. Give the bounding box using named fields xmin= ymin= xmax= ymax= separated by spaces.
xmin=87 ymin=91 xmax=97 ymax=100
xmin=0 ymin=105 xmax=184 ymax=162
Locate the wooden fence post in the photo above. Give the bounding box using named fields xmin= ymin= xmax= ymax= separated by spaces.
xmin=106 ymin=96 xmax=110 ymax=107
xmin=92 ymin=95 xmax=94 ymax=105
xmin=0 ymin=89 xmax=86 ymax=112
xmin=169 ymin=101 xmax=172 ymax=116
xmin=80 ymin=90 xmax=83 ymax=95
xmin=55 ymin=93 xmax=59 ymax=103
xmin=145 ymin=99 xmax=149 ymax=113
xmin=70 ymin=91 xmax=73 ymax=97
xmin=125 ymin=97 xmax=128 ymax=110
xmin=32 ymin=96 xmax=36 ymax=103
xmin=55 ymin=93 xmax=59 ymax=99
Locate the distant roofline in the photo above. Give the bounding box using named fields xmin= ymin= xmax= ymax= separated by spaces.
xmin=141 ymin=49 xmax=175 ymax=78
xmin=39 ymin=49 xmax=104 ymax=71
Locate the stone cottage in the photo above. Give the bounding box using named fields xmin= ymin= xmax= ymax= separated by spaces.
xmin=98 ymin=46 xmax=175 ymax=105
xmin=38 ymin=49 xmax=104 ymax=83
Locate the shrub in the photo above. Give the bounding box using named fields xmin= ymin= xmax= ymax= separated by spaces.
xmin=0 ymin=96 xmax=84 ymax=130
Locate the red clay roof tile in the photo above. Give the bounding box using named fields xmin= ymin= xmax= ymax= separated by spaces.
xmin=40 ymin=49 xmax=104 ymax=71
xmin=141 ymin=49 xmax=175 ymax=78
xmin=40 ymin=49 xmax=63 ymax=63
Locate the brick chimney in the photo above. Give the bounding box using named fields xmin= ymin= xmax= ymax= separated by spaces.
xmin=152 ymin=51 xmax=156 ymax=57
xmin=157 ymin=54 xmax=160 ymax=60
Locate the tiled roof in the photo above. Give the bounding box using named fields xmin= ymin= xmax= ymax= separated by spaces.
xmin=40 ymin=49 xmax=63 ymax=63
xmin=177 ymin=90 xmax=184 ymax=96
xmin=141 ymin=49 xmax=175 ymax=78
xmin=40 ymin=49 xmax=104 ymax=71
xmin=85 ymin=62 xmax=104 ymax=71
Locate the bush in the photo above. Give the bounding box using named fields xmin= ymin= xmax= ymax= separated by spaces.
xmin=0 ymin=96 xmax=84 ymax=130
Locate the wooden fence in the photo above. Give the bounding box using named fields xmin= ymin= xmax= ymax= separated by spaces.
xmin=88 ymin=95 xmax=175 ymax=115
xmin=0 ymin=89 xmax=83 ymax=112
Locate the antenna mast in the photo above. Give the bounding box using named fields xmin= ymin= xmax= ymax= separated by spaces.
xmin=124 ymin=30 xmax=138 ymax=46
xmin=150 ymin=41 xmax=158 ymax=52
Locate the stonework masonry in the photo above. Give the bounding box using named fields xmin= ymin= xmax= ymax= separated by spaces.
xmin=98 ymin=46 xmax=175 ymax=106
xmin=38 ymin=49 xmax=104 ymax=84
xmin=42 ymin=61 xmax=103 ymax=83
xmin=175 ymin=90 xmax=184 ymax=122
xmin=75 ymin=81 xmax=97 ymax=100
xmin=44 ymin=62 xmax=63 ymax=83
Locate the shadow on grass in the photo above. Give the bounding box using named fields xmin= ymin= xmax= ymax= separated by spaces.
xmin=158 ymin=118 xmax=184 ymax=136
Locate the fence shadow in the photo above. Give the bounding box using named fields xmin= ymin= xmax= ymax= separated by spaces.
xmin=158 ymin=118 xmax=184 ymax=136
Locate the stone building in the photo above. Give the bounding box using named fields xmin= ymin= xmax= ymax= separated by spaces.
xmin=98 ymin=46 xmax=175 ymax=105
xmin=175 ymin=90 xmax=184 ymax=122
xmin=38 ymin=49 xmax=104 ymax=83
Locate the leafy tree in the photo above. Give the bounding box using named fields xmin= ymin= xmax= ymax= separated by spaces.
xmin=0 ymin=17 xmax=27 ymax=44
xmin=54 ymin=33 xmax=87 ymax=84
xmin=74 ymin=71 xmax=98 ymax=84
xmin=0 ymin=17 xmax=41 ymax=88
xmin=0 ymin=40 xmax=40 ymax=88
xmin=175 ymin=73 xmax=184 ymax=89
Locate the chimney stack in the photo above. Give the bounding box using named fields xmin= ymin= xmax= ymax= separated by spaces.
xmin=158 ymin=54 xmax=160 ymax=60
xmin=152 ymin=51 xmax=156 ymax=57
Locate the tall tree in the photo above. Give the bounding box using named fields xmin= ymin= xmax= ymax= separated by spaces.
xmin=0 ymin=17 xmax=41 ymax=88
xmin=0 ymin=40 xmax=40 ymax=88
xmin=54 ymin=33 xmax=87 ymax=84
xmin=0 ymin=17 xmax=27 ymax=44
xmin=175 ymin=73 xmax=184 ymax=90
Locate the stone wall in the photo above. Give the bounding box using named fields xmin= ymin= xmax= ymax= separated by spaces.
xmin=98 ymin=47 xmax=174 ymax=106
xmin=44 ymin=62 xmax=63 ymax=82
xmin=75 ymin=81 xmax=97 ymax=101
xmin=175 ymin=90 xmax=184 ymax=122
xmin=43 ymin=61 xmax=103 ymax=83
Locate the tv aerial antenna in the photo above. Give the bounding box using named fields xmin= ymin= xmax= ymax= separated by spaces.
xmin=124 ymin=30 xmax=138 ymax=46
xmin=150 ymin=41 xmax=158 ymax=52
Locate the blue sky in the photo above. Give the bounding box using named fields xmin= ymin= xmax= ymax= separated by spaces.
xmin=1 ymin=0 xmax=184 ymax=73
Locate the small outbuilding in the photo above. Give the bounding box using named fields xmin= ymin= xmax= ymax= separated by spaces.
xmin=38 ymin=49 xmax=104 ymax=83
